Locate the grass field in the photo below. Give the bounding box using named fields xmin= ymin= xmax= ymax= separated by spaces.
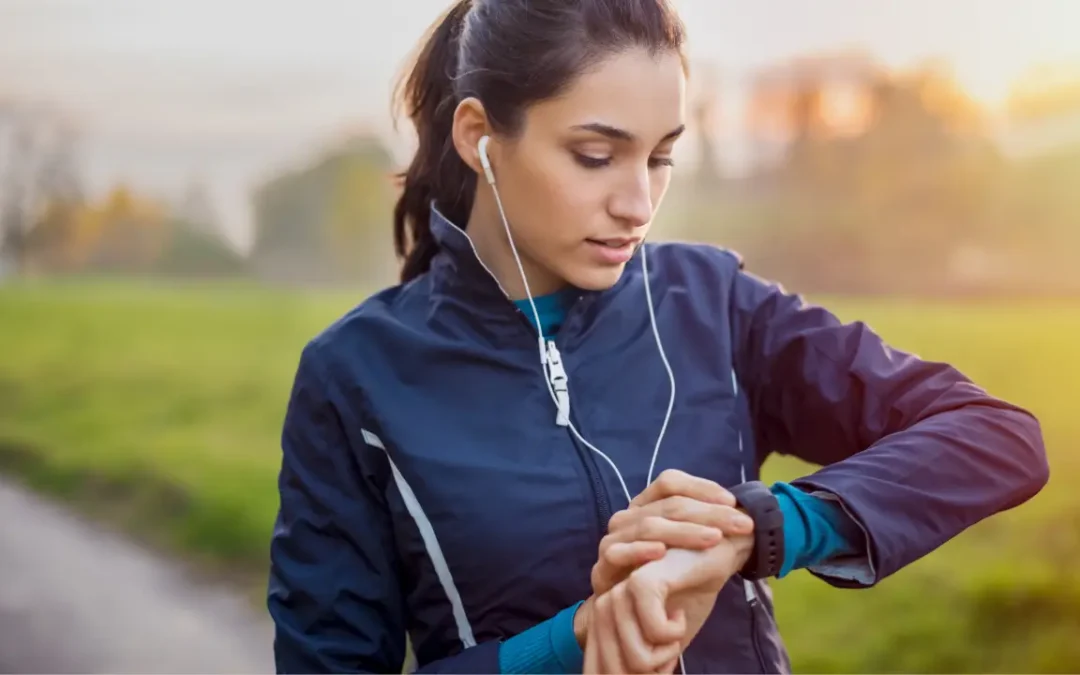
xmin=1 ymin=278 xmax=1078 ymax=672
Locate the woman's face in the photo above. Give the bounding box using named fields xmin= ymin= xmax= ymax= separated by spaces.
xmin=460 ymin=47 xmax=687 ymax=298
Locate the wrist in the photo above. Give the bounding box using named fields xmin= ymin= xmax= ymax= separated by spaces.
xmin=573 ymin=596 xmax=592 ymax=648
xmin=731 ymin=531 xmax=755 ymax=569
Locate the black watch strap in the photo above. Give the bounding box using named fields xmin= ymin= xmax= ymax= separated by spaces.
xmin=729 ymin=480 xmax=785 ymax=580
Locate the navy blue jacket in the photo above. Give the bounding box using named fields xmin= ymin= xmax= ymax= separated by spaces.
xmin=267 ymin=208 xmax=1049 ymax=674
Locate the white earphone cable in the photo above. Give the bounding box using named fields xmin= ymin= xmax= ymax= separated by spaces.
xmin=483 ymin=139 xmax=685 ymax=673
xmin=489 ymin=180 xmax=674 ymax=502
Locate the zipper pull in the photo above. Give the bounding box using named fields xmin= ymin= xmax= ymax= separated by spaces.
xmin=743 ymin=578 xmax=758 ymax=604
xmin=545 ymin=340 xmax=571 ymax=427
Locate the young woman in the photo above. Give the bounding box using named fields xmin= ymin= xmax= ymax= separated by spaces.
xmin=266 ymin=0 xmax=1049 ymax=673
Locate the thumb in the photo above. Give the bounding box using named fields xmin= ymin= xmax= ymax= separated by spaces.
xmin=626 ymin=571 xmax=686 ymax=645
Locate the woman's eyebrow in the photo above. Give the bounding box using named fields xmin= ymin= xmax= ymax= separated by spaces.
xmin=570 ymin=122 xmax=686 ymax=144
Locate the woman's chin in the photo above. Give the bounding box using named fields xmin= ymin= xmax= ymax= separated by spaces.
xmin=566 ymin=264 xmax=628 ymax=292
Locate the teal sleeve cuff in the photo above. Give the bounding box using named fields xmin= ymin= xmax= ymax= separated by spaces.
xmin=550 ymin=600 xmax=585 ymax=672
xmin=498 ymin=601 xmax=584 ymax=674
xmin=771 ymin=481 xmax=863 ymax=577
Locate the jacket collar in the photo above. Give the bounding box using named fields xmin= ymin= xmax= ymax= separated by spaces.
xmin=428 ymin=204 xmax=512 ymax=307
xmin=426 ymin=203 xmax=641 ymax=337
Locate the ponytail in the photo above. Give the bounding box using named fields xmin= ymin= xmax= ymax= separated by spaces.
xmin=393 ymin=0 xmax=476 ymax=283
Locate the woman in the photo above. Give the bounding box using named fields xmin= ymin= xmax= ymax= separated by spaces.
xmin=266 ymin=0 xmax=1049 ymax=673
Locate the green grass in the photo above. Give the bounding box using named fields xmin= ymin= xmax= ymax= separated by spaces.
xmin=0 ymin=278 xmax=358 ymax=572
xmin=1 ymin=278 xmax=1077 ymax=672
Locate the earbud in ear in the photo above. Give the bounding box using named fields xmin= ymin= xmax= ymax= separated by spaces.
xmin=477 ymin=135 xmax=496 ymax=185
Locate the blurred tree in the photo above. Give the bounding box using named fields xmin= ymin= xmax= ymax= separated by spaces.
xmin=27 ymin=195 xmax=83 ymax=273
xmin=251 ymin=132 xmax=397 ymax=287
xmin=73 ymin=185 xmax=170 ymax=273
xmin=692 ymin=64 xmax=723 ymax=187
xmin=152 ymin=227 xmax=250 ymax=279
xmin=23 ymin=124 xmax=86 ymax=274
xmin=155 ymin=177 xmax=248 ymax=278
xmin=327 ymin=138 xmax=398 ymax=275
xmin=0 ymin=102 xmax=81 ymax=276
xmin=911 ymin=61 xmax=987 ymax=135
xmin=747 ymin=51 xmax=882 ymax=172
xmin=718 ymin=54 xmax=1015 ymax=295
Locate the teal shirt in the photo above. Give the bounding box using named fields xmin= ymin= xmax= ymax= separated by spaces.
xmin=515 ymin=289 xmax=577 ymax=338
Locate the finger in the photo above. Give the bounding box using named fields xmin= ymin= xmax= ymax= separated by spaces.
xmin=595 ymin=594 xmax=627 ymax=675
xmin=654 ymin=497 xmax=756 ymax=535
xmin=593 ymin=541 xmax=665 ymax=595
xmin=583 ymin=595 xmax=602 ymax=674
xmin=606 ymin=508 xmax=635 ymax=533
xmin=631 ymin=470 xmax=736 ymax=508
xmin=612 ymin=583 xmax=683 ymax=673
xmin=633 ymin=515 xmax=724 ymax=549
xmin=597 ymin=526 xmax=636 ymax=557
xmin=614 ymin=499 xmax=754 ymax=540
xmin=612 ymin=584 xmax=653 ymax=672
xmin=627 ymin=568 xmax=686 ymax=645
xmin=651 ymin=642 xmax=685 ymax=673
xmin=604 ymin=541 xmax=667 ymax=569
xmin=584 ymin=630 xmax=600 ymax=675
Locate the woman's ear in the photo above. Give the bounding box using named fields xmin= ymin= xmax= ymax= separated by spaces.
xmin=452 ymin=97 xmax=492 ymax=178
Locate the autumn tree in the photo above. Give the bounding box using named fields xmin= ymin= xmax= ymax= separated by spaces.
xmin=70 ymin=185 xmax=170 ymax=273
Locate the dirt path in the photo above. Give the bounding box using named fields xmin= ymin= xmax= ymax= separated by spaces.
xmin=0 ymin=477 xmax=274 ymax=673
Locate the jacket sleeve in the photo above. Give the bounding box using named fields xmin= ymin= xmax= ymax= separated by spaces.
xmin=267 ymin=344 xmax=502 ymax=673
xmin=729 ymin=265 xmax=1049 ymax=587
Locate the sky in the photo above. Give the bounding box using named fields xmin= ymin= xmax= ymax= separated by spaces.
xmin=1 ymin=0 xmax=1078 ymax=250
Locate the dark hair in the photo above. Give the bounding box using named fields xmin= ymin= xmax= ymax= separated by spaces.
xmin=392 ymin=0 xmax=687 ymax=283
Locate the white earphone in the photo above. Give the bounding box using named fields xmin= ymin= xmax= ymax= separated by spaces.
xmin=477 ymin=135 xmax=496 ymax=186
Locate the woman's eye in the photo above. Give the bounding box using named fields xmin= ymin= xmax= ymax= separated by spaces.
xmin=573 ymin=152 xmax=612 ymax=169
xmin=572 ymin=152 xmax=674 ymax=170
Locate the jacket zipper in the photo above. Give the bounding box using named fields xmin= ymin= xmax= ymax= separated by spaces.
xmin=509 ymin=291 xmax=613 ymax=537
xmin=438 ymin=216 xmax=615 ymax=536
xmin=565 ymin=405 xmax=613 ymax=530
xmin=744 ymin=579 xmax=770 ymax=673
xmin=555 ymin=298 xmax=614 ymax=535
xmin=731 ymin=369 xmax=769 ymax=673
xmin=501 ymin=293 xmax=612 ymax=538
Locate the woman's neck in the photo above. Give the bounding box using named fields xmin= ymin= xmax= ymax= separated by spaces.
xmin=466 ymin=199 xmax=566 ymax=301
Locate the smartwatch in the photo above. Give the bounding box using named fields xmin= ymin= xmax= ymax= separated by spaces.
xmin=729 ymin=480 xmax=785 ymax=580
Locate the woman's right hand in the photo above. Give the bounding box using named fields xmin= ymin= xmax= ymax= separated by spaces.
xmin=583 ymin=532 xmax=755 ymax=674
xmin=577 ymin=471 xmax=756 ymax=652
xmin=630 ymin=532 xmax=755 ymax=648
xmin=591 ymin=470 xmax=755 ymax=596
